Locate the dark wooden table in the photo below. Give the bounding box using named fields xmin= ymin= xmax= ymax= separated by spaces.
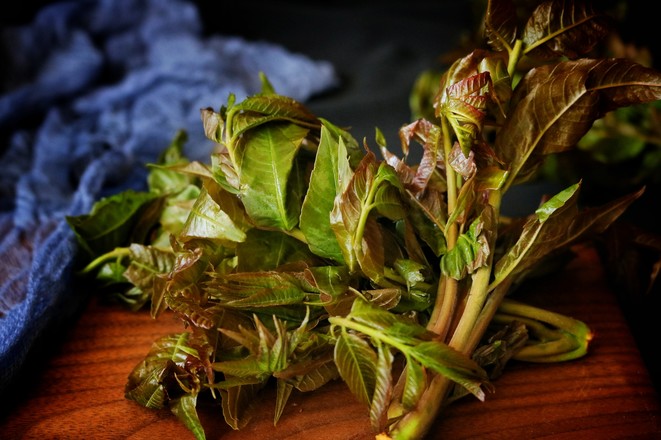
xmin=2 ymin=245 xmax=660 ymax=439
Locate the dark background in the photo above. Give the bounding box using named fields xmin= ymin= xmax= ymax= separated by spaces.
xmin=3 ymin=0 xmax=660 ymax=394
xmin=4 ymin=1 xmax=658 ymax=147
xmin=5 ymin=0 xmax=659 ymax=174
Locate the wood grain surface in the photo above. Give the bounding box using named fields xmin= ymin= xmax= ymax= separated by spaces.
xmin=1 ymin=245 xmax=660 ymax=439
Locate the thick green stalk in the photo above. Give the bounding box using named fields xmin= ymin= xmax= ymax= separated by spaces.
xmin=448 ymin=189 xmax=502 ymax=352
xmin=389 ymin=372 xmax=453 ymax=439
xmin=447 ymin=263 xmax=494 ymax=351
xmin=426 ymin=276 xmax=457 ymax=340
xmin=463 ymin=279 xmax=513 ymax=355
xmin=427 ymin=116 xmax=459 ymax=340
xmin=390 ymin=190 xmax=503 ymax=440
xmin=389 ymin=272 xmax=493 ymax=439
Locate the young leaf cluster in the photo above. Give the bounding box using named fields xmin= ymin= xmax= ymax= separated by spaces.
xmin=68 ymin=1 xmax=661 ymax=439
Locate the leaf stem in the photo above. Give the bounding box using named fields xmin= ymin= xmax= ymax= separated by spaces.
xmin=441 ymin=117 xmax=458 ymax=243
xmin=284 ymin=226 xmax=308 ymax=244
xmin=507 ymin=39 xmax=523 ymax=78
xmin=353 ymin=176 xmax=381 ymax=257
xmin=329 ymin=316 xmax=410 ymax=356
xmin=390 ymin=372 xmax=453 ymax=439
xmin=79 ymin=247 xmax=131 ymax=275
xmin=493 ymin=298 xmax=593 ymax=362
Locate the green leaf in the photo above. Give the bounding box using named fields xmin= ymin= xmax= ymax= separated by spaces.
xmin=369 ymin=342 xmax=394 ymax=433
xmin=492 ymin=184 xmax=644 ymax=289
xmin=373 ymin=178 xmax=405 ymax=222
xmin=292 ymin=361 xmax=340 ymax=392
xmin=238 ymin=122 xmax=309 ymax=230
xmin=124 ymin=244 xmax=175 ymax=286
xmin=440 ymin=72 xmax=490 ymax=156
xmin=393 ymin=259 xmax=426 ymax=290
xmin=405 ymin=190 xmax=448 ymax=256
xmin=331 ymin=152 xmax=404 ymax=284
xmin=307 ymin=265 xmax=356 ymax=316
xmin=147 ymin=130 xmax=192 ymax=195
xmin=168 ymin=247 xmax=210 ymax=289
xmin=236 ymin=229 xmax=317 ymax=272
xmin=124 ymin=362 xmax=168 ymax=409
xmin=213 ymin=312 xmax=323 ymax=412
xmin=219 ymin=383 xmax=263 ymax=430
xmin=125 ymin=332 xmax=204 ymax=409
xmin=179 ymin=186 xmax=247 ymax=244
xmin=122 ymin=244 xmax=175 ymax=310
xmin=228 ymin=94 xmax=319 ymax=144
xmin=258 ymin=71 xmax=276 ymax=95
xmin=407 ymin=341 xmax=487 ymax=400
xmin=212 ymin=357 xmax=270 ymax=380
xmin=154 ymin=184 xmax=200 ymax=246
xmin=346 ymin=298 xmax=416 ymax=335
xmin=317 ymin=117 xmax=363 ymax=167
xmin=96 ymin=260 xmax=128 ymax=284
xmin=401 ymin=361 xmax=425 ymax=410
xmin=66 ymin=190 xmax=161 ymax=257
xmin=165 ymin=296 xmax=218 ymax=329
xmin=274 ymin=379 xmax=294 ymax=426
xmin=331 ymin=299 xmax=489 ymax=402
xmin=299 ymin=125 xmax=350 ymax=262
xmin=491 ymin=183 xmax=580 ymax=288
xmin=440 ymin=217 xmax=490 ymax=280
xmin=207 ymin=270 xmax=313 ymax=309
xmin=170 ymin=394 xmax=206 ymax=440
xmin=333 ymin=330 xmax=377 ymax=407
xmin=210 ymin=149 xmax=241 ymax=194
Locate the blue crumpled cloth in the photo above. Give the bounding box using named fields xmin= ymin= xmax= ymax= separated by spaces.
xmin=0 ymin=0 xmax=337 ymax=394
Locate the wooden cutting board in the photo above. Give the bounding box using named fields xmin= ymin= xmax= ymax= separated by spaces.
xmin=2 ymin=244 xmax=660 ymax=439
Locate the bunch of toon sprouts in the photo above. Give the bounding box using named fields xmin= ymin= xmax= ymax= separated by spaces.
xmin=68 ymin=1 xmax=661 ymax=438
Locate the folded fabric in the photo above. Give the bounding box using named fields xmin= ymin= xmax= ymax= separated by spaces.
xmin=0 ymin=0 xmax=338 ymax=395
